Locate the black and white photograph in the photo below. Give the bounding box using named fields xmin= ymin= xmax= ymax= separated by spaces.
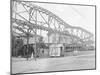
xmin=11 ymin=0 xmax=96 ymax=74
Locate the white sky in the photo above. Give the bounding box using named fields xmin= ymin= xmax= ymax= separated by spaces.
xmin=32 ymin=2 xmax=95 ymax=35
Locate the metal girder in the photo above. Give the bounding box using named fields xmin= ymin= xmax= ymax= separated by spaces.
xmin=12 ymin=0 xmax=94 ymax=46
xmin=19 ymin=1 xmax=71 ymax=27
xmin=13 ymin=26 xmax=42 ymax=38
xmin=12 ymin=18 xmax=87 ymax=44
xmin=64 ymin=27 xmax=93 ymax=42
xmin=12 ymin=18 xmax=69 ymax=35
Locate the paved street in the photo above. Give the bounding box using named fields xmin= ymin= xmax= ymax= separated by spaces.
xmin=12 ymin=51 xmax=95 ymax=74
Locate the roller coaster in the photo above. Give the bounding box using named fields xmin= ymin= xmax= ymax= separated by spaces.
xmin=11 ymin=0 xmax=95 ymax=57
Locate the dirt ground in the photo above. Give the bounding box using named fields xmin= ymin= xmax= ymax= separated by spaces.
xmin=11 ymin=51 xmax=95 ymax=74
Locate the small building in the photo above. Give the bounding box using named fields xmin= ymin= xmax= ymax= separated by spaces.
xmin=49 ymin=44 xmax=64 ymax=57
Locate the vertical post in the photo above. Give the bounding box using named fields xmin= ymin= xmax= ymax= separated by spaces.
xmin=26 ymin=7 xmax=31 ymax=60
xmin=14 ymin=0 xmax=18 ymax=57
xmin=15 ymin=0 xmax=17 ymax=19
xmin=26 ymin=30 xmax=29 ymax=60
xmin=34 ymin=9 xmax=37 ymax=60
xmin=11 ymin=0 xmax=14 ymax=57
xmin=48 ymin=15 xmax=50 ymax=44
xmin=48 ymin=15 xmax=50 ymax=56
xmin=59 ymin=34 xmax=61 ymax=43
xmin=58 ymin=23 xmax=61 ymax=44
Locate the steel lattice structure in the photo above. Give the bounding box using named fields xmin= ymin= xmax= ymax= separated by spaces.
xmin=11 ymin=0 xmax=94 ymax=47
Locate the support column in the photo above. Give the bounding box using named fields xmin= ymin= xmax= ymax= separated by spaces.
xmin=34 ymin=10 xmax=37 ymax=59
xmin=48 ymin=15 xmax=50 ymax=56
